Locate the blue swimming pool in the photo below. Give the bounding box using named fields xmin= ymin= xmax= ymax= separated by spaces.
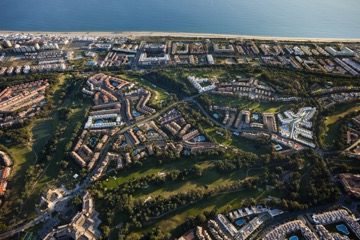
xmin=95 ymin=120 xmax=103 ymax=124
xmin=87 ymin=61 xmax=96 ymax=66
xmin=112 ymin=82 xmax=119 ymax=87
xmin=235 ymin=220 xmax=245 ymax=226
xmin=133 ymin=111 xmax=140 ymax=117
xmin=195 ymin=135 xmax=205 ymax=142
xmin=121 ymin=141 xmax=127 ymax=146
xmin=289 ymin=236 xmax=298 ymax=240
xmin=281 ymin=126 xmax=289 ymax=131
xmin=184 ymin=150 xmax=190 ymax=156
xmin=148 ymin=130 xmax=155 ymax=135
xmin=336 ymin=224 xmax=349 ymax=235
xmin=89 ymin=137 xmax=98 ymax=147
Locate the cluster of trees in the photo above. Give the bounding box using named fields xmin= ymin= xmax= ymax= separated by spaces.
xmin=215 ymin=152 xmax=259 ymax=173
xmin=64 ymin=122 xmax=85 ymax=153
xmin=324 ymin=108 xmax=359 ymax=150
xmin=263 ymin=66 xmax=360 ymax=88
xmin=97 ymin=175 xmax=259 ymax=231
xmin=264 ymin=150 xmax=341 ymax=211
xmin=144 ymin=71 xmax=195 ymax=97
xmin=306 ymin=158 xmax=340 ymax=205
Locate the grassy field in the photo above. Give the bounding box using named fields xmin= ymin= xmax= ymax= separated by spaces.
xmin=127 ymin=188 xmax=268 ymax=238
xmin=324 ymin=102 xmax=360 ymax=146
xmin=205 ymin=127 xmax=271 ymax=155
xmin=31 ymin=119 xmax=56 ymax=153
xmin=101 ymin=157 xmax=223 ymax=190
xmin=16 ymin=75 xmax=93 ymax=219
xmin=3 ymin=144 xmax=35 ymax=203
xmin=132 ymin=162 xmax=250 ymax=201
xmin=118 ymin=73 xmax=173 ymax=106
xmin=206 ymin=94 xmax=288 ymax=113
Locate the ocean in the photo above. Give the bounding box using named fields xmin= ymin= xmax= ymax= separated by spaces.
xmin=1 ymin=0 xmax=360 ymax=38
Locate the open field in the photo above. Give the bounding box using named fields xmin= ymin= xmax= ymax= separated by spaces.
xmin=31 ymin=119 xmax=55 ymax=153
xmin=101 ymin=157 xmax=223 ymax=190
xmin=324 ymin=102 xmax=360 ymax=145
xmin=205 ymin=127 xmax=271 ymax=155
xmin=205 ymin=94 xmax=288 ymax=113
xmin=132 ymin=162 xmax=252 ymax=200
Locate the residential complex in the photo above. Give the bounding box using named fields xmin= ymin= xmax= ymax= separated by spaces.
xmin=44 ymin=192 xmax=102 ymax=240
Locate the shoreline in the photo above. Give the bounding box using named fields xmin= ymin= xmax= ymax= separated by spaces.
xmin=1 ymin=30 xmax=360 ymax=42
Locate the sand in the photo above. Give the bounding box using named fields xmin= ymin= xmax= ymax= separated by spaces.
xmin=1 ymin=31 xmax=360 ymax=42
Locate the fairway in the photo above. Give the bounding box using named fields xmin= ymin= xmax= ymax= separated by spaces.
xmin=133 ymin=163 xmax=249 ymax=200
xmin=128 ymin=189 xmax=260 ymax=237
xmin=324 ymin=102 xmax=360 ymax=146
xmin=31 ymin=119 xmax=55 ymax=153
xmin=205 ymin=94 xmax=288 ymax=113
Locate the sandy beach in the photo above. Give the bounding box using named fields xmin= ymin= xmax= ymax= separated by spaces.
xmin=1 ymin=31 xmax=360 ymax=42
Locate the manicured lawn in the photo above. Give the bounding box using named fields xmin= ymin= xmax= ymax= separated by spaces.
xmin=128 ymin=189 xmax=261 ymax=237
xmin=31 ymin=119 xmax=56 ymax=153
xmin=133 ymin=163 xmax=249 ymax=200
xmin=101 ymin=157 xmax=221 ymax=190
xmin=5 ymin=144 xmax=35 ymax=199
xmin=324 ymin=102 xmax=360 ymax=145
xmin=206 ymin=94 xmax=287 ymax=113
xmin=205 ymin=127 xmax=271 ymax=155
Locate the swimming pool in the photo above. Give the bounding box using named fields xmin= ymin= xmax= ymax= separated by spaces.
xmin=148 ymin=130 xmax=155 ymax=135
xmin=336 ymin=224 xmax=349 ymax=235
xmin=89 ymin=137 xmax=98 ymax=147
xmin=289 ymin=236 xmax=298 ymax=240
xmin=95 ymin=119 xmax=103 ymax=124
xmin=133 ymin=111 xmax=140 ymax=117
xmin=235 ymin=220 xmax=245 ymax=226
xmin=195 ymin=135 xmax=205 ymax=142
xmin=281 ymin=126 xmax=289 ymax=131
xmin=121 ymin=141 xmax=127 ymax=147
xmin=112 ymin=82 xmax=119 ymax=87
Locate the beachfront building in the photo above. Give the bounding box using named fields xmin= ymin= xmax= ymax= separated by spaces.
xmin=325 ymin=46 xmax=356 ymax=57
xmin=138 ymin=53 xmax=170 ymax=66
xmin=213 ymin=43 xmax=235 ymax=54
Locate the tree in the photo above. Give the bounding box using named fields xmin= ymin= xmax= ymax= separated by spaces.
xmin=69 ymin=195 xmax=82 ymax=211
xmin=101 ymin=225 xmax=110 ymax=238
xmin=196 ymin=213 xmax=207 ymax=223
